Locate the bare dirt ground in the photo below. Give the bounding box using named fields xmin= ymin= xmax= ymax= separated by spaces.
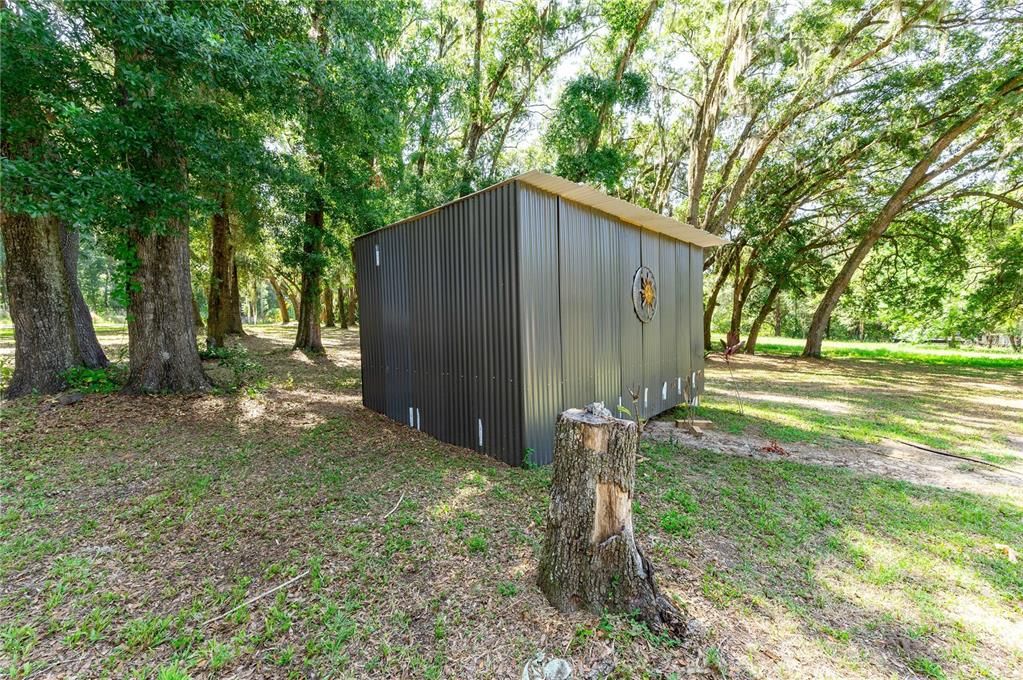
xmin=646 ymin=421 xmax=1023 ymax=501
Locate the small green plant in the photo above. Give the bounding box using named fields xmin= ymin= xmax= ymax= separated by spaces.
xmin=467 ymin=533 xmax=488 ymax=554
xmin=523 ymin=447 xmax=539 ymax=469
xmin=199 ymin=344 xmax=265 ymax=390
xmin=497 ymin=581 xmax=518 ymax=597
xmin=910 ymin=657 xmax=946 ymax=679
xmin=64 ymin=365 xmax=122 ymax=393
xmin=660 ymin=509 xmax=694 ymax=537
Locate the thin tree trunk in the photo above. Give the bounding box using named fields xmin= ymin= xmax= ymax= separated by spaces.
xmin=228 ymin=259 xmax=244 ymax=335
xmin=538 ymin=407 xmax=690 ymax=638
xmin=773 ymin=297 xmax=783 ymax=336
xmin=323 ymin=285 xmax=335 ymax=327
xmin=1 ymin=213 xmax=81 ymax=397
xmin=206 ymin=198 xmax=232 ymax=348
xmin=804 ymin=73 xmax=1022 ymax=357
xmin=728 ymin=260 xmax=756 ymax=347
xmin=338 ymin=283 xmax=349 ymax=330
xmin=59 ymin=223 xmax=108 ymax=368
xmin=269 ymin=277 xmax=289 ymax=324
xmin=124 ymin=214 xmax=209 ymax=393
xmin=294 ymin=205 xmax=324 ymax=353
xmin=703 ymin=247 xmax=735 ymax=349
xmin=347 ymin=286 xmax=358 ymax=326
xmin=191 ymin=292 xmax=204 ymax=331
xmin=744 ymin=278 xmax=783 ymax=355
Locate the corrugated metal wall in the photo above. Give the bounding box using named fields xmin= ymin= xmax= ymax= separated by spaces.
xmin=354 ymin=182 xmax=525 ymax=465
xmin=516 ymin=185 xmax=706 ymax=464
xmin=357 ymin=180 xmax=708 ymax=467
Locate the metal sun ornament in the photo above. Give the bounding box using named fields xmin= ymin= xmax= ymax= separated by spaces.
xmin=632 ymin=266 xmax=657 ymax=323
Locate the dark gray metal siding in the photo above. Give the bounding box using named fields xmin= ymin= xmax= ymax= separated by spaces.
xmin=357 ymin=179 xmax=709 ymax=467
xmin=517 ymin=187 xmax=562 ymax=466
xmin=516 ymin=184 xmax=707 ymax=462
xmin=354 ymin=182 xmax=524 ymax=465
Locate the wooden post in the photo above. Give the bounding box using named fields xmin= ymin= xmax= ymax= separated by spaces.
xmin=538 ymin=404 xmax=690 ymax=637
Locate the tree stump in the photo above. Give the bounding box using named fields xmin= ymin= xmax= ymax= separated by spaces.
xmin=538 ymin=404 xmax=690 ymax=638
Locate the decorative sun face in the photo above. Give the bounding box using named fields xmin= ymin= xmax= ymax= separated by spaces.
xmin=632 ymin=266 xmax=658 ymax=323
xmin=641 ymin=276 xmax=656 ymax=307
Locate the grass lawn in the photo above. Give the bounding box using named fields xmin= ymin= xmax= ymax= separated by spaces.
xmin=701 ymin=336 xmax=1023 ymax=468
xmin=1 ymin=326 xmax=1020 ymax=679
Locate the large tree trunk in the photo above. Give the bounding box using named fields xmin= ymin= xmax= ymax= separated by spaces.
xmin=228 ymin=259 xmax=245 ymax=335
xmin=268 ymin=277 xmax=290 ymax=324
xmin=206 ymin=198 xmax=232 ymax=348
xmin=294 ymin=206 xmax=324 ymax=353
xmin=124 ymin=218 xmax=209 ymax=394
xmin=744 ymin=278 xmax=783 ymax=355
xmin=59 ymin=223 xmax=108 ymax=368
xmin=323 ymin=284 xmax=335 ymax=327
xmin=1 ymin=213 xmax=81 ymax=397
xmin=538 ymin=406 xmax=690 ymax=638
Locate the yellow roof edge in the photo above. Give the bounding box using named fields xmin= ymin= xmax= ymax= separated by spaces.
xmin=514 ymin=170 xmax=728 ymax=248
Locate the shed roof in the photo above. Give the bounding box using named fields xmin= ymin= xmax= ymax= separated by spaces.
xmin=357 ymin=170 xmax=727 ymax=248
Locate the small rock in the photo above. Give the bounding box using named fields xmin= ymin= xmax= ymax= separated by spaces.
xmin=543 ymin=659 xmax=572 ymax=680
xmin=57 ymin=392 xmax=84 ymax=406
xmin=584 ymin=402 xmax=612 ymax=419
xmin=522 ymin=654 xmax=573 ymax=680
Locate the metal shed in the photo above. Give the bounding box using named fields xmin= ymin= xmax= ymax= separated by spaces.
xmin=354 ymin=171 xmax=726 ymax=466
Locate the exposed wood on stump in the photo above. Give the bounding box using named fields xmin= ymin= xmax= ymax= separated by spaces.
xmin=538 ymin=406 xmax=690 ymax=638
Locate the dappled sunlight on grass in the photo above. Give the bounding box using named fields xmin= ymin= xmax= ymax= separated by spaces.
xmin=701 ymin=350 xmax=1023 ymax=468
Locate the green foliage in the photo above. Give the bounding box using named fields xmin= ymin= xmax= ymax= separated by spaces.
xmin=63 ymin=366 xmax=122 ymax=394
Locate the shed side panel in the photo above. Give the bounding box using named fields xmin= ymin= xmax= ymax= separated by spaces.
xmin=517 ymin=185 xmax=562 ymax=465
xmin=592 ymin=212 xmax=622 ymax=409
xmin=618 ymin=225 xmax=643 ymax=414
xmin=675 ymin=242 xmax=692 ymax=401
xmin=690 ymin=247 xmax=705 ymax=396
xmin=355 ymin=233 xmax=385 ymax=413
xmin=658 ymin=236 xmax=678 ymax=410
xmin=558 ymin=199 xmax=596 ymax=411
xmin=640 ymin=230 xmax=662 ymax=417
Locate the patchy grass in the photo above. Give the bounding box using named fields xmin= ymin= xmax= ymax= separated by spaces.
xmin=731 ymin=335 xmax=1023 ymax=369
xmin=699 ymin=343 xmax=1023 ymax=467
xmin=1 ymin=326 xmax=1020 ymax=678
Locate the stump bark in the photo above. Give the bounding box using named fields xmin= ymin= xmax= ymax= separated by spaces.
xmin=538 ymin=406 xmax=689 ymax=637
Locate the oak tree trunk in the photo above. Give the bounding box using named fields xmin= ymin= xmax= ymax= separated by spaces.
xmin=294 ymin=206 xmax=324 ymax=353
xmin=206 ymin=200 xmax=232 ymax=348
xmin=338 ymin=283 xmax=349 ymax=329
xmin=269 ymin=277 xmax=289 ymax=324
xmin=323 ymin=285 xmax=335 ymax=327
xmin=228 ymin=259 xmax=244 ymax=335
xmin=703 ymin=248 xmax=734 ymax=350
xmin=59 ymin=223 xmax=108 ymax=368
xmin=191 ymin=292 xmax=204 ymax=331
xmin=744 ymin=278 xmax=783 ymax=355
xmin=539 ymin=407 xmax=690 ymax=638
xmin=124 ymin=219 xmax=209 ymax=394
xmin=1 ymin=212 xmax=81 ymax=397
xmin=346 ymin=286 xmax=357 ymax=326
